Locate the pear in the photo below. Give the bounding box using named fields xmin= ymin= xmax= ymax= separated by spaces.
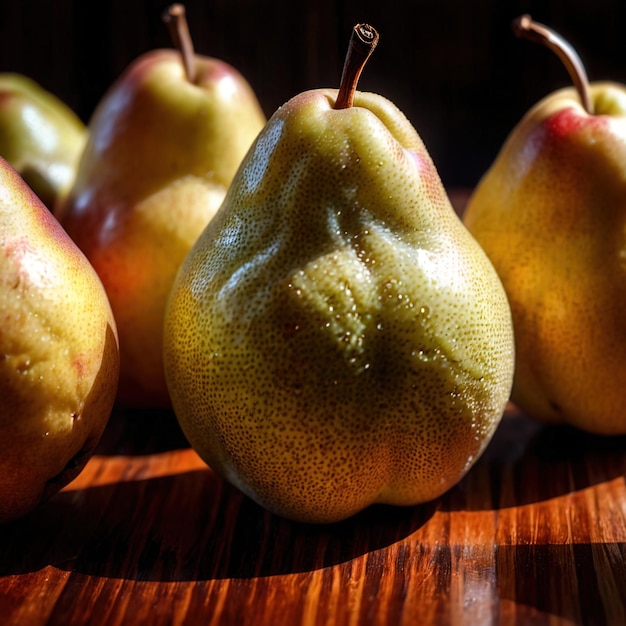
xmin=463 ymin=16 xmax=626 ymax=435
xmin=163 ymin=25 xmax=515 ymax=524
xmin=56 ymin=5 xmax=266 ymax=407
xmin=0 ymin=157 xmax=119 ymax=523
xmin=0 ymin=73 xmax=87 ymax=210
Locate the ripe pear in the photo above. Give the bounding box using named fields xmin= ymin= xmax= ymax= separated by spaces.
xmin=56 ymin=6 xmax=266 ymax=407
xmin=0 ymin=73 xmax=87 ymax=210
xmin=463 ymin=16 xmax=626 ymax=434
xmin=163 ymin=25 xmax=515 ymax=524
xmin=0 ymin=157 xmax=119 ymax=523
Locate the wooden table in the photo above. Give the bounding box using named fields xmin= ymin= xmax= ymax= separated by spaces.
xmin=1 ymin=402 xmax=625 ymax=626
xmin=3 ymin=191 xmax=626 ymax=624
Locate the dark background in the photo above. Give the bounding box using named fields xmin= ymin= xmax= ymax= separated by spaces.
xmin=1 ymin=0 xmax=625 ymax=189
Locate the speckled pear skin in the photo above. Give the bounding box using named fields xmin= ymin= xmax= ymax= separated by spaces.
xmin=164 ymin=89 xmax=515 ymax=524
xmin=463 ymin=83 xmax=626 ymax=435
xmin=0 ymin=158 xmax=119 ymax=523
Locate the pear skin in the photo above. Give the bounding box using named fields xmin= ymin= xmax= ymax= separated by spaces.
xmin=56 ymin=49 xmax=266 ymax=407
xmin=0 ymin=73 xmax=87 ymax=210
xmin=164 ymin=88 xmax=515 ymax=524
xmin=0 ymin=157 xmax=119 ymax=523
xmin=464 ymin=82 xmax=626 ymax=434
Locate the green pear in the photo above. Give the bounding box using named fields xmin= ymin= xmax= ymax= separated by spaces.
xmin=56 ymin=5 xmax=266 ymax=408
xmin=0 ymin=157 xmax=119 ymax=523
xmin=0 ymin=73 xmax=87 ymax=210
xmin=163 ymin=25 xmax=515 ymax=524
xmin=463 ymin=15 xmax=626 ymax=435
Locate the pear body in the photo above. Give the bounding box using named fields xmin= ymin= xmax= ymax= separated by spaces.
xmin=463 ymin=82 xmax=626 ymax=434
xmin=56 ymin=49 xmax=266 ymax=407
xmin=0 ymin=73 xmax=87 ymax=210
xmin=0 ymin=158 xmax=119 ymax=523
xmin=164 ymin=89 xmax=515 ymax=524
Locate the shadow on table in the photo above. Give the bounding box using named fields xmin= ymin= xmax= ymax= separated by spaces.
xmin=99 ymin=402 xmax=626 ymax=510
xmin=0 ymin=465 xmax=436 ymax=582
xmin=495 ymin=542 xmax=626 ymax=624
xmin=93 ymin=405 xmax=191 ymax=456
xmin=3 ymin=406 xmax=625 ymax=587
xmin=442 ymin=407 xmax=626 ymax=511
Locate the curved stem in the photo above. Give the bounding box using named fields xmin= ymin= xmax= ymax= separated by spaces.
xmin=162 ymin=4 xmax=197 ymax=84
xmin=513 ymin=14 xmax=592 ymax=114
xmin=335 ymin=24 xmax=380 ymax=110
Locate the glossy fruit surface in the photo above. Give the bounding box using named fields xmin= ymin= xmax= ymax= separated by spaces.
xmin=57 ymin=49 xmax=265 ymax=407
xmin=0 ymin=73 xmax=87 ymax=210
xmin=0 ymin=158 xmax=119 ymax=522
xmin=464 ymin=82 xmax=626 ymax=434
xmin=164 ymin=88 xmax=515 ymax=523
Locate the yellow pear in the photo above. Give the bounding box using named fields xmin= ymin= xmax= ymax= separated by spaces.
xmin=0 ymin=157 xmax=119 ymax=523
xmin=0 ymin=73 xmax=87 ymax=210
xmin=56 ymin=5 xmax=266 ymax=407
xmin=463 ymin=16 xmax=626 ymax=434
xmin=164 ymin=25 xmax=515 ymax=524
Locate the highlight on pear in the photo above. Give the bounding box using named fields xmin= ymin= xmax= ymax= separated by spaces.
xmin=163 ymin=23 xmax=515 ymax=524
xmin=464 ymin=15 xmax=626 ymax=435
xmin=55 ymin=3 xmax=266 ymax=409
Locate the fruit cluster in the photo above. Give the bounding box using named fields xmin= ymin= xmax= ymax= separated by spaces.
xmin=0 ymin=8 xmax=623 ymax=525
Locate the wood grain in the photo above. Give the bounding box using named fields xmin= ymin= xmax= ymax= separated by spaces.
xmin=1 ymin=403 xmax=625 ymax=626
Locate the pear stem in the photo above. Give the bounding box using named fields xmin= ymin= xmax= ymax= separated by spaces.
xmin=513 ymin=14 xmax=593 ymax=115
xmin=162 ymin=3 xmax=197 ymax=83
xmin=335 ymin=24 xmax=380 ymax=110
